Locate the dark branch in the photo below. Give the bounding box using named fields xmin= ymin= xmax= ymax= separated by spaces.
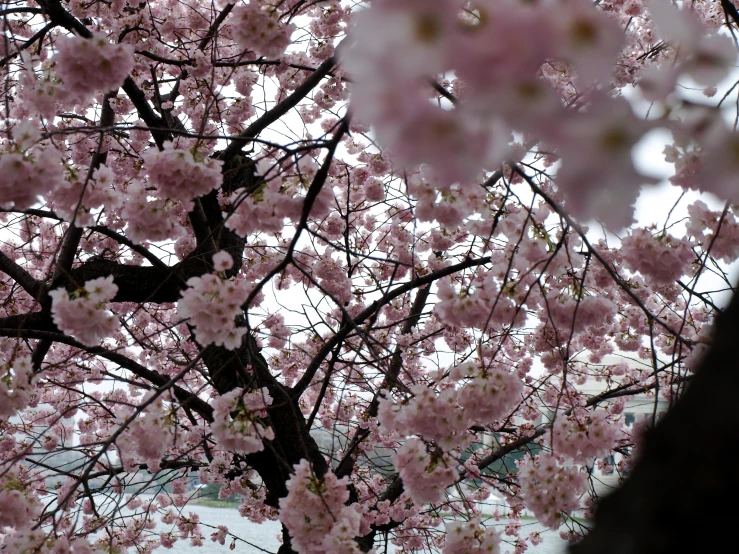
xmin=0 ymin=327 xmax=213 ymax=421
xmin=220 ymin=53 xmax=340 ymax=162
xmin=291 ymin=256 xmax=492 ymax=398
xmin=0 ymin=251 xmax=43 ymax=299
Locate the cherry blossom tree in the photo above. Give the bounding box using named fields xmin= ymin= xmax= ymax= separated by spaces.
xmin=1 ymin=0 xmax=738 ymax=552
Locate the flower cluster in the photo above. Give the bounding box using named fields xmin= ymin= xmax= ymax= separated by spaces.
xmin=552 ymin=409 xmax=620 ymax=463
xmin=646 ymin=0 xmax=735 ymax=96
xmin=49 ymin=276 xmax=120 ymax=345
xmin=0 ymin=354 xmax=35 ymax=421
xmin=117 ymin=396 xmax=174 ymax=471
xmin=262 ymin=313 xmax=291 ymax=348
xmin=210 ymin=525 xmax=228 ymax=545
xmin=378 ymin=384 xmax=467 ymax=450
xmin=2 ymin=532 xmax=98 ymax=554
xmin=452 ymin=362 xmax=523 ymax=424
xmin=392 ymin=437 xmax=458 ymax=506
xmin=546 ymin=295 xmax=618 ymax=335
xmin=49 ymin=164 xmax=121 ymax=227
xmin=18 ymin=54 xmax=62 ymax=120
xmin=53 ymin=31 xmax=134 ymax=100
xmin=517 ymin=453 xmax=587 ymax=529
xmin=312 ymin=257 xmax=352 ymax=306
xmin=212 ymin=251 xmax=234 ymax=271
xmin=434 ymin=277 xmax=525 ymax=330
xmin=279 ymin=460 xmax=362 ymax=554
xmin=231 ymin=3 xmax=296 ymax=59
xmin=379 ymin=362 xmax=522 ymax=451
xmin=443 ymin=519 xmax=501 ymax=554
xmin=620 ymin=229 xmax=694 ymax=286
xmin=0 ymin=143 xmax=65 ymax=210
xmin=212 ymin=387 xmax=275 ymax=455
xmin=143 ymin=142 xmax=223 ymax=211
xmin=686 ymin=200 xmax=739 ymax=263
xmin=344 ymin=0 xmax=734 ymax=230
xmin=0 ymin=469 xmax=40 ymax=530
xmin=121 ymin=179 xmax=185 ymax=244
xmin=177 ymin=255 xmax=252 ymax=349
xmin=225 ymin=188 xmax=303 ymax=237
xmin=343 ymin=0 xmax=629 ymax=190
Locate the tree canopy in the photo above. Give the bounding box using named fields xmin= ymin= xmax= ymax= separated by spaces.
xmin=1 ymin=0 xmax=738 ymax=553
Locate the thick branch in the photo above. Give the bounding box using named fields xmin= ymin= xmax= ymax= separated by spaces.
xmin=121 ymin=77 xmax=172 ymax=148
xmin=722 ymin=0 xmax=739 ymax=28
xmin=0 ymin=312 xmax=57 ymax=333
xmin=0 ymin=251 xmax=43 ymax=298
xmin=35 ymin=0 xmax=90 ymax=37
xmin=56 ymin=256 xmax=210 ymax=303
xmin=220 ymin=53 xmax=340 ymax=163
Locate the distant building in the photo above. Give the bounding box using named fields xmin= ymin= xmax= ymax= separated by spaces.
xmin=463 ymin=354 xmax=671 ymax=505
xmin=559 ymin=354 xmax=670 ymax=497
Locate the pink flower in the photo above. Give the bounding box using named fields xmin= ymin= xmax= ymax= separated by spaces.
xmin=116 ymin=395 xmax=175 ymax=467
xmin=49 ymin=276 xmax=121 ymax=345
xmin=177 ymin=272 xmax=252 ymax=349
xmin=230 ymin=3 xmax=295 ymax=59
xmin=262 ymin=313 xmax=291 ymax=348
xmin=0 ymin=146 xmax=66 ymax=210
xmin=434 ymin=276 xmax=525 ymax=330
xmin=620 ymin=229 xmax=694 ymax=286
xmin=392 ymin=437 xmax=458 ymax=505
xmin=543 ymin=94 xmax=657 ymax=230
xmin=648 ymin=0 xmax=735 ymax=86
xmin=378 ymin=384 xmax=467 ymax=450
xmin=225 ymin=190 xmax=302 ymax=237
xmin=211 ymin=526 xmax=228 ymax=545
xmin=552 ymin=409 xmax=621 ymax=463
xmin=517 ymin=453 xmax=586 ymax=529
xmin=687 ymin=200 xmax=739 ymax=263
xmin=159 ymin=532 xmax=177 ymax=549
xmin=341 ymin=0 xmax=458 ymax=83
xmin=312 ymin=257 xmax=352 ymax=306
xmin=54 ymin=31 xmax=134 ymax=100
xmin=18 ymin=53 xmax=61 ymax=120
xmin=0 ymin=355 xmax=34 ymax=421
xmin=279 ymin=460 xmax=362 ymax=554
xmin=364 ymin=177 xmax=385 ymax=202
xmin=143 ymin=142 xmax=223 ymax=211
xmin=0 ymin=489 xmax=39 ymax=529
xmin=213 ymin=251 xmax=235 ymax=272
xmin=212 ymin=388 xmax=275 ymax=455
xmin=376 ymin=101 xmax=499 ymax=187
xmin=547 ymin=295 xmax=618 ymax=335
xmin=553 ymin=0 xmax=624 ymax=84
xmin=443 ymin=519 xmax=501 ymax=554
xmin=121 ymin=179 xmax=185 ymax=244
xmin=453 ymin=362 xmax=523 ymax=424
